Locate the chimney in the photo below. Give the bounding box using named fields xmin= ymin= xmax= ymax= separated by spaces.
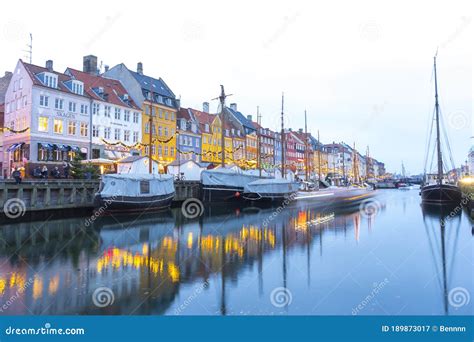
xmin=298 ymin=128 xmax=303 ymax=133
xmin=202 ymin=102 xmax=209 ymax=113
xmin=104 ymin=65 xmax=109 ymax=72
xmin=137 ymin=62 xmax=143 ymax=75
xmin=247 ymin=115 xmax=252 ymax=121
xmin=230 ymin=103 xmax=237 ymax=111
xmin=83 ymin=55 xmax=98 ymax=74
xmin=4 ymin=71 xmax=12 ymax=77
xmin=45 ymin=60 xmax=53 ymax=71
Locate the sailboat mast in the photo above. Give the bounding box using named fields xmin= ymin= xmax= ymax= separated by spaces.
xmin=433 ymin=56 xmax=443 ymax=184
xmin=219 ymin=85 xmax=226 ymax=168
xmin=148 ymin=100 xmax=153 ymax=174
xmin=257 ymin=106 xmax=262 ymax=177
xmin=304 ymin=110 xmax=309 ymax=181
xmin=281 ymin=93 xmax=285 ymax=179
xmin=366 ymin=146 xmax=370 ymax=181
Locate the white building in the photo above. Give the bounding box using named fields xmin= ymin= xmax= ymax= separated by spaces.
xmin=66 ymin=56 xmax=141 ymax=161
xmin=3 ymin=59 xmax=91 ymax=177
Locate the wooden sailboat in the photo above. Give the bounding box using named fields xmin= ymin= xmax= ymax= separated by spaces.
xmin=242 ymin=93 xmax=300 ymax=203
xmin=421 ymin=55 xmax=462 ymax=205
xmin=201 ymin=86 xmax=261 ymax=202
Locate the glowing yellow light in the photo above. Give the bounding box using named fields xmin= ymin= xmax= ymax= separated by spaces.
xmin=187 ymin=233 xmax=193 ymax=249
xmin=460 ymin=177 xmax=474 ymax=184
xmin=0 ymin=278 xmax=6 ymax=295
xmin=168 ymin=263 xmax=180 ymax=282
xmin=32 ymin=276 xmax=43 ymax=300
xmin=142 ymin=243 xmax=149 ymax=255
xmin=48 ymin=275 xmax=59 ymax=295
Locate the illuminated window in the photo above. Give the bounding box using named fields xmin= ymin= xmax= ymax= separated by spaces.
xmin=68 ymin=121 xmax=76 ymax=135
xmin=38 ymin=116 xmax=49 ymax=132
xmin=81 ymin=123 xmax=89 ymax=137
xmin=53 ymin=119 xmax=63 ymax=134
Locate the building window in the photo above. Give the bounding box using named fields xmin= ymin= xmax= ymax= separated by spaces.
xmin=170 ymin=147 xmax=174 ymax=156
xmin=68 ymin=101 xmax=76 ymax=112
xmin=114 ymin=107 xmax=121 ymax=120
xmin=133 ymin=131 xmax=138 ymax=143
xmin=158 ymin=145 xmax=162 ymax=156
xmin=124 ymin=130 xmax=130 ymax=142
xmin=92 ymin=103 xmax=100 ymax=115
xmin=104 ymin=106 xmax=111 ymax=117
xmin=54 ymin=98 xmax=63 ymax=110
xmin=158 ymin=126 xmax=162 ymax=136
xmin=53 ymin=119 xmax=63 ymax=134
xmin=80 ymin=104 xmax=88 ymax=114
xmin=38 ymin=116 xmax=49 ymax=132
xmin=164 ymin=111 xmax=169 ymax=120
xmin=114 ymin=128 xmax=121 ymax=140
xmin=104 ymin=127 xmax=111 ymax=139
xmin=196 ymin=139 xmax=200 ymax=148
xmin=92 ymin=125 xmax=99 ymax=137
xmin=124 ymin=110 xmax=130 ymax=122
xmin=80 ymin=123 xmax=88 ymax=137
xmin=164 ymin=146 xmax=168 ymax=156
xmin=145 ymin=123 xmax=150 ymax=134
xmin=68 ymin=121 xmax=76 ymax=135
xmin=133 ymin=112 xmax=139 ymax=123
xmin=40 ymin=95 xmax=49 ymax=107
xmin=164 ymin=127 xmax=168 ymax=137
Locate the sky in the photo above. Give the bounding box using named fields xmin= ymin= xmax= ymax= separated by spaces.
xmin=1 ymin=0 xmax=472 ymax=174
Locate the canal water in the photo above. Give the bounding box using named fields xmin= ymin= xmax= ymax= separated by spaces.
xmin=0 ymin=190 xmax=472 ymax=315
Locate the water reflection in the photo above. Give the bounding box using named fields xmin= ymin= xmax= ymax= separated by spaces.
xmin=0 ymin=191 xmax=471 ymax=315
xmin=421 ymin=204 xmax=463 ymax=315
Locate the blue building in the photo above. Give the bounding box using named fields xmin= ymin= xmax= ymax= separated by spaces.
xmin=177 ymin=107 xmax=202 ymax=162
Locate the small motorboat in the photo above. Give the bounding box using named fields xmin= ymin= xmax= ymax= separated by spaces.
xmin=94 ymin=173 xmax=175 ymax=212
xmin=294 ymin=185 xmax=375 ymax=206
xmin=243 ymin=178 xmax=300 ymax=203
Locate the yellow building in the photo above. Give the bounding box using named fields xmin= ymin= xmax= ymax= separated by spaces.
xmin=193 ymin=110 xmax=232 ymax=164
xmin=245 ymin=133 xmax=258 ymax=169
xmin=142 ymin=103 xmax=177 ymax=166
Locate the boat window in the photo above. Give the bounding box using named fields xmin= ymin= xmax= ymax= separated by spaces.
xmin=140 ymin=180 xmax=150 ymax=194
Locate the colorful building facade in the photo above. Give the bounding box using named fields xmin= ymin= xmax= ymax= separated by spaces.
xmin=104 ymin=62 xmax=178 ymax=167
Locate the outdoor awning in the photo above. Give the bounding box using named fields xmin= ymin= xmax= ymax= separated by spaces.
xmin=70 ymin=146 xmax=81 ymax=153
xmin=104 ymin=150 xmax=119 ymax=160
xmin=54 ymin=144 xmax=69 ymax=151
xmin=38 ymin=143 xmax=53 ymax=150
xmin=7 ymin=142 xmax=24 ymax=152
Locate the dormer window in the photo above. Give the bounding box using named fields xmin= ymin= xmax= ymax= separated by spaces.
xmin=205 ymin=124 xmax=210 ymax=133
xmin=71 ymin=81 xmax=84 ymax=95
xmin=43 ymin=72 xmax=58 ymax=88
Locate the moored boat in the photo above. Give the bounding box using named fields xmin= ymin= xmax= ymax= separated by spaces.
xmin=420 ymin=54 xmax=462 ymax=206
xmin=201 ymin=168 xmax=261 ymax=202
xmin=295 ymin=185 xmax=375 ymax=206
xmin=243 ymin=178 xmax=300 ymax=202
xmin=94 ymin=173 xmax=175 ymax=212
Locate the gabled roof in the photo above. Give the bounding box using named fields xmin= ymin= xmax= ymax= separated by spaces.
xmin=22 ymin=60 xmax=86 ymax=97
xmin=66 ymin=68 xmax=140 ymax=110
xmin=226 ymin=107 xmax=255 ymax=130
xmin=177 ymin=107 xmax=192 ymax=121
xmin=129 ymin=69 xmax=175 ymax=99
xmin=191 ymin=108 xmax=218 ymax=127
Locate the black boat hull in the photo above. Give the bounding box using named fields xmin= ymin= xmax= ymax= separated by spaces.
xmin=94 ymin=193 xmax=175 ymax=212
xmin=420 ymin=184 xmax=462 ymax=205
xmin=202 ymin=186 xmax=244 ymax=202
